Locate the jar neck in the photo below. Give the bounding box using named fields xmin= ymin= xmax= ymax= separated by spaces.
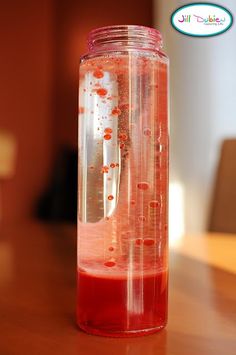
xmin=88 ymin=25 xmax=162 ymax=53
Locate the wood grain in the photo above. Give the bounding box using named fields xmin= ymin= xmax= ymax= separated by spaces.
xmin=0 ymin=222 xmax=235 ymax=355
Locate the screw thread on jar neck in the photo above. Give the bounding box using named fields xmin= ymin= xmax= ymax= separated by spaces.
xmin=88 ymin=25 xmax=162 ymax=52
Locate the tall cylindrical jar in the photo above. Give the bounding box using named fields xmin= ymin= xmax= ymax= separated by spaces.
xmin=77 ymin=25 xmax=169 ymax=337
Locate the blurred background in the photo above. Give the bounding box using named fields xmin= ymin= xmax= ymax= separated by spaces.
xmin=0 ymin=0 xmax=236 ymax=241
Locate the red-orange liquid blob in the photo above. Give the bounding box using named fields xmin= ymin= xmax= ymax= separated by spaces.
xmin=137 ymin=182 xmax=149 ymax=190
xmin=104 ymin=127 xmax=113 ymax=134
xmin=108 ymin=195 xmax=114 ymax=201
xmin=101 ymin=165 xmax=109 ymax=173
xmin=149 ymin=200 xmax=160 ymax=208
xmin=143 ymin=128 xmax=152 ymax=137
xmin=104 ymin=260 xmax=116 ymax=267
xmin=110 ymin=163 xmax=116 ymax=168
xmin=93 ymin=70 xmax=104 ymax=79
xmin=143 ymin=238 xmax=155 ymax=246
xmin=97 ymin=88 xmax=108 ymax=97
xmin=120 ymin=143 xmax=125 ymax=149
xmin=108 ymin=246 xmax=114 ymax=252
xmin=77 ymin=268 xmax=168 ymax=336
xmin=135 ymin=238 xmax=143 ymax=245
xmin=138 ymin=215 xmax=146 ymax=222
xmin=104 ymin=134 xmax=112 ymax=140
xmin=111 ymin=107 xmax=121 ymax=116
xmin=119 ymin=133 xmax=128 ymax=141
xmin=79 ymin=106 xmax=85 ymax=114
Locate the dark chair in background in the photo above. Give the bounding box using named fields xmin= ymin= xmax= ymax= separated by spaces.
xmin=209 ymin=139 xmax=236 ymax=233
xmin=36 ymin=147 xmax=77 ymax=223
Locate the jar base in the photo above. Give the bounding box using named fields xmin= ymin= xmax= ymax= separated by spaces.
xmin=77 ymin=322 xmax=167 ymax=338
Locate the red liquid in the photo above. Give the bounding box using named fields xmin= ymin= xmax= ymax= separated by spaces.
xmin=77 ymin=268 xmax=168 ymax=337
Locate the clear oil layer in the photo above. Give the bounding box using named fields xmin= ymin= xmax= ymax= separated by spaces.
xmin=77 ymin=52 xmax=168 ymax=337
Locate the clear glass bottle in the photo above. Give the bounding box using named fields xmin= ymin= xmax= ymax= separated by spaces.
xmin=77 ymin=25 xmax=169 ymax=337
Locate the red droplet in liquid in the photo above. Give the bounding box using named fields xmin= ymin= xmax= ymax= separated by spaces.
xmin=104 ymin=134 xmax=112 ymax=140
xmin=104 ymin=127 xmax=113 ymax=134
xmin=120 ymin=143 xmax=125 ymax=149
xmin=130 ymin=199 xmax=136 ymax=205
xmin=78 ymin=107 xmax=85 ymax=114
xmin=138 ymin=215 xmax=146 ymax=222
xmin=93 ymin=70 xmax=104 ymax=79
xmin=116 ymin=163 xmax=119 ymax=167
xmin=89 ymin=165 xmax=95 ymax=170
xmin=108 ymin=246 xmax=114 ymax=251
xmin=119 ymin=133 xmax=128 ymax=141
xmin=149 ymin=200 xmax=160 ymax=208
xmin=101 ymin=165 xmax=109 ymax=173
xmin=143 ymin=128 xmax=152 ymax=137
xmin=96 ymin=88 xmax=107 ymax=97
xmin=104 ymin=260 xmax=116 ymax=267
xmin=120 ymin=103 xmax=129 ymax=110
xmin=137 ymin=182 xmax=149 ymax=190
xmin=108 ymin=195 xmax=114 ymax=201
xmin=111 ymin=107 xmax=121 ymax=116
xmin=110 ymin=163 xmax=116 ymax=168
xmin=143 ymin=238 xmax=155 ymax=246
xmin=135 ymin=238 xmax=143 ymax=246
xmin=105 ymin=217 xmax=110 ymax=221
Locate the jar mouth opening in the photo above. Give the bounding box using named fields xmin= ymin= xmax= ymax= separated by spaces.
xmin=88 ymin=25 xmax=162 ymax=52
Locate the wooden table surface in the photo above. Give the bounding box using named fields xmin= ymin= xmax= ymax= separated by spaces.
xmin=0 ymin=221 xmax=235 ymax=355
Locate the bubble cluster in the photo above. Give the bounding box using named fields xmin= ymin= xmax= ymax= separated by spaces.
xmin=101 ymin=166 xmax=109 ymax=173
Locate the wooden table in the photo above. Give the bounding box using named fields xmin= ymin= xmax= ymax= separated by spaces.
xmin=0 ymin=221 xmax=235 ymax=354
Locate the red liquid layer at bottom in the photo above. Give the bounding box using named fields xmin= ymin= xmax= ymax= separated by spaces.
xmin=77 ymin=268 xmax=168 ymax=337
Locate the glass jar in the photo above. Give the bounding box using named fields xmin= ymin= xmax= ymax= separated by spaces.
xmin=77 ymin=25 xmax=169 ymax=337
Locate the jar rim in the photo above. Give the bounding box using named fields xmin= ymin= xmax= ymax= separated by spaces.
xmin=87 ymin=25 xmax=163 ymax=52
